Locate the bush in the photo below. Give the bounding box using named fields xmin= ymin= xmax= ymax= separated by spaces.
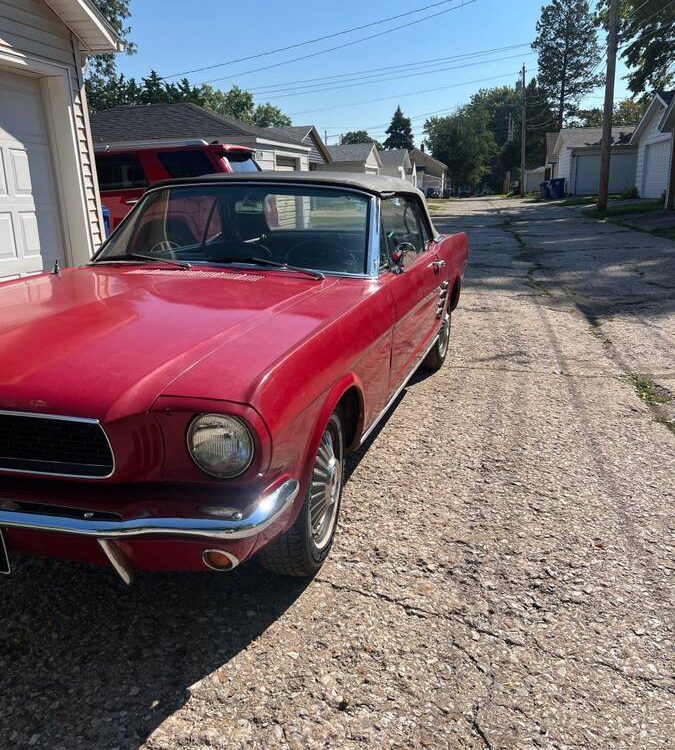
xmin=621 ymin=186 xmax=639 ymax=199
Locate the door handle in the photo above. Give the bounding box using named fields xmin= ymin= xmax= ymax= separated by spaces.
xmin=125 ymin=199 xmax=139 ymax=206
xmin=429 ymin=259 xmax=446 ymax=270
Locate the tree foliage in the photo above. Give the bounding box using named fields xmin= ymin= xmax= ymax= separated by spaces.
xmin=383 ymin=106 xmax=414 ymax=150
xmin=89 ymin=0 xmax=135 ymax=76
xmin=86 ymin=71 xmax=291 ymax=126
xmin=424 ymin=81 xmax=556 ymax=192
xmin=340 ymin=131 xmax=382 ymax=148
xmin=424 ymin=107 xmax=494 ymax=190
xmin=532 ymin=0 xmax=604 ymax=128
xmin=572 ymin=97 xmax=648 ymax=126
xmin=597 ymin=0 xmax=675 ymax=96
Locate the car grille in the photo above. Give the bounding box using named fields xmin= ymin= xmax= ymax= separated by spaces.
xmin=0 ymin=412 xmax=114 ymax=478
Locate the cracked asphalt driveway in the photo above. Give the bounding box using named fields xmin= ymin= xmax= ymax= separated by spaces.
xmin=1 ymin=198 xmax=673 ymax=749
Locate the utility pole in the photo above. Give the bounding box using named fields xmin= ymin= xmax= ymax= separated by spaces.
xmin=504 ymin=112 xmax=514 ymax=194
xmin=520 ymin=64 xmax=527 ymax=197
xmin=598 ymin=0 xmax=620 ymax=212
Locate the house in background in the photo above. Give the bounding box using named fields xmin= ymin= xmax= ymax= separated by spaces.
xmin=264 ymin=125 xmax=331 ymax=170
xmin=0 ymin=0 xmax=120 ymax=281
xmin=90 ymin=103 xmax=311 ymax=172
xmin=631 ymin=91 xmax=674 ymax=201
xmin=378 ymin=149 xmax=415 ymax=184
xmin=409 ymin=148 xmax=448 ymax=195
xmin=547 ymin=127 xmax=637 ymax=195
xmin=320 ymin=143 xmax=382 ymax=174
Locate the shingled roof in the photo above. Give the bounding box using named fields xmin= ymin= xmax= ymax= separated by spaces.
xmin=326 ymin=143 xmax=379 ymax=162
xmin=264 ymin=125 xmax=331 ymax=164
xmin=553 ymin=126 xmax=636 ymax=153
xmin=378 ymin=149 xmax=410 ymax=167
xmin=90 ymin=102 xmax=303 ymax=146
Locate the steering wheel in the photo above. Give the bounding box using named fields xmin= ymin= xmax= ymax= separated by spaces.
xmin=243 ymin=238 xmax=274 ymax=259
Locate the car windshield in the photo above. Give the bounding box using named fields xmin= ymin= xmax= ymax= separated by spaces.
xmin=96 ymin=184 xmax=371 ymax=275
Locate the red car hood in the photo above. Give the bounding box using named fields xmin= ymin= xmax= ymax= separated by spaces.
xmin=0 ymin=266 xmax=351 ymax=421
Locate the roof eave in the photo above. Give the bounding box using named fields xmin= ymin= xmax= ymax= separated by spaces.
xmin=659 ymin=99 xmax=675 ymax=133
xmin=44 ymin=0 xmax=121 ymax=53
xmin=631 ymin=95 xmax=667 ymax=142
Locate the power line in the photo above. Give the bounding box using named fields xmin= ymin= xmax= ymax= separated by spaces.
xmin=289 ymin=71 xmax=520 ymax=116
xmin=249 ymin=43 xmax=530 ymax=94
xmin=199 ymin=0 xmax=483 ymax=85
xmin=162 ymin=0 xmax=486 ymax=83
xmin=260 ymin=52 xmax=536 ymax=100
xmin=161 ymin=0 xmax=479 ymax=79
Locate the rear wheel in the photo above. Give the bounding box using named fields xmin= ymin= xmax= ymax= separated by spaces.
xmin=259 ymin=411 xmax=344 ymax=577
xmin=423 ymin=311 xmax=451 ymax=372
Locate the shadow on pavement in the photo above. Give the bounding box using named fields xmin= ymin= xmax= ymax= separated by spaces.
xmin=0 ymin=558 xmax=309 ymax=748
xmin=433 ymin=199 xmax=675 ymax=323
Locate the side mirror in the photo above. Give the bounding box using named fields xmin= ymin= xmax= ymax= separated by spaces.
xmin=391 ymin=241 xmax=415 ymax=270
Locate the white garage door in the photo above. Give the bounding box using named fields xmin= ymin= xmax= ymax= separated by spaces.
xmin=642 ymin=139 xmax=670 ymax=199
xmin=0 ymin=71 xmax=64 ymax=280
xmin=573 ymin=152 xmax=637 ymax=195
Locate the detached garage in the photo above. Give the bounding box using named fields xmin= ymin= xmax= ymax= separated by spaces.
xmin=569 ymin=147 xmax=637 ymax=196
xmin=0 ymin=0 xmax=119 ymax=281
xmin=631 ymin=91 xmax=674 ymax=201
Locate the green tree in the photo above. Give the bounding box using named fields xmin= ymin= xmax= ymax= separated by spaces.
xmin=597 ymin=0 xmax=675 ymax=96
xmin=424 ymin=106 xmax=494 ymax=190
xmin=573 ymin=97 xmax=647 ymax=126
xmin=532 ymin=0 xmax=604 ymax=128
xmin=89 ymin=0 xmax=135 ymax=76
xmin=340 ymin=131 xmax=382 ymax=148
xmin=383 ymin=106 xmax=414 ymax=150
xmin=456 ymin=81 xmax=556 ymax=192
xmin=252 ymin=103 xmax=292 ymax=128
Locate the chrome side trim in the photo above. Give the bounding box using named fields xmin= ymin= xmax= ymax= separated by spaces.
xmin=0 ymin=479 xmax=299 ymax=541
xmin=0 ymin=410 xmax=116 ymax=480
xmin=359 ymin=333 xmax=439 ymax=446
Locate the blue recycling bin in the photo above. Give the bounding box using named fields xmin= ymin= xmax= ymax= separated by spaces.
xmin=540 ymin=181 xmax=551 ymax=200
xmin=549 ymin=178 xmax=565 ymax=199
xmin=102 ymin=205 xmax=111 ymax=237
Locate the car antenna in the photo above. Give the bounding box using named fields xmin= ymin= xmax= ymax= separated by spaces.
xmin=51 ymin=259 xmax=60 ymax=275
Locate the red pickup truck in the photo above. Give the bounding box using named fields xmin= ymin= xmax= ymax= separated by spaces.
xmin=95 ymin=141 xmax=259 ymax=230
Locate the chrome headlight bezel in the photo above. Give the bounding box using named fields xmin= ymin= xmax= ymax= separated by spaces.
xmin=186 ymin=413 xmax=255 ymax=478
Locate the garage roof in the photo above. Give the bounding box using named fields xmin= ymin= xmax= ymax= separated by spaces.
xmin=90 ymin=102 xmax=304 ymax=147
xmin=44 ymin=0 xmax=121 ymax=52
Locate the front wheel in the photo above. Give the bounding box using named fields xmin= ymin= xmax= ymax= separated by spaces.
xmin=423 ymin=311 xmax=451 ymax=372
xmin=259 ymin=411 xmax=344 ymax=577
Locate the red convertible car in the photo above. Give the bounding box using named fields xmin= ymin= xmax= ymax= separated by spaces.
xmin=0 ymin=173 xmax=467 ymax=583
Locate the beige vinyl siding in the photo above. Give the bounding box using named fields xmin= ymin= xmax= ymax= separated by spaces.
xmin=0 ymin=0 xmax=104 ymax=249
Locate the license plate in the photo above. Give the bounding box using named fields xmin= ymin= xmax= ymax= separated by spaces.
xmin=0 ymin=529 xmax=10 ymax=575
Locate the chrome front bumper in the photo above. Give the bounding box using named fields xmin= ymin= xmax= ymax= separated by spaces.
xmin=0 ymin=479 xmax=299 ymax=584
xmin=0 ymin=479 xmax=299 ymax=541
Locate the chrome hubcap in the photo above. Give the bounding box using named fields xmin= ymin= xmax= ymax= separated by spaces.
xmin=438 ymin=313 xmax=450 ymax=357
xmin=309 ymin=428 xmax=342 ymax=550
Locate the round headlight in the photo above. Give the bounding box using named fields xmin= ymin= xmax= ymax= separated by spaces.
xmin=187 ymin=414 xmax=254 ymax=478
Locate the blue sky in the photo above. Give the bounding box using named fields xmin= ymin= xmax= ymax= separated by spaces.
xmin=116 ymin=0 xmax=629 ymax=145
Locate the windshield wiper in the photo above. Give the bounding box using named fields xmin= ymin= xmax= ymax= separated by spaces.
xmin=245 ymin=257 xmax=325 ymax=281
xmin=92 ymin=253 xmax=191 ymax=270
